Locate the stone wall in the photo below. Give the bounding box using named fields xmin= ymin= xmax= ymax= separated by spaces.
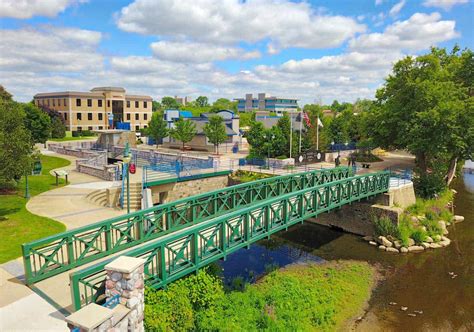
xmin=150 ymin=174 xmax=229 ymax=204
xmin=76 ymin=163 xmax=118 ymax=181
xmin=49 ymin=143 xmax=99 ymax=159
xmin=66 ymin=256 xmax=145 ymax=332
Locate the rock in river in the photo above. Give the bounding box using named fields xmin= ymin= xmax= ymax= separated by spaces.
xmin=400 ymin=247 xmax=408 ymax=253
xmin=453 ymin=215 xmax=464 ymax=223
xmin=378 ymin=245 xmax=387 ymax=251
xmin=408 ymin=245 xmax=424 ymax=252
xmin=386 ymin=247 xmax=400 ymax=253
xmin=379 ymin=236 xmax=393 ymax=247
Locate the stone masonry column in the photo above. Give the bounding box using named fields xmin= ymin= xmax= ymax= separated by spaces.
xmin=105 ymin=256 xmax=146 ymax=332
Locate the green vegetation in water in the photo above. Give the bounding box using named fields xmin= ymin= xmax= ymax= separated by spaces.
xmin=373 ymin=190 xmax=454 ymax=246
xmin=231 ymin=170 xmax=273 ymax=183
xmin=0 ymin=155 xmax=69 ymax=263
xmin=144 ymin=261 xmax=375 ymax=331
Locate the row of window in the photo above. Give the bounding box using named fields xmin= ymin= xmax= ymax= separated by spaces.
xmin=75 ymin=125 xmax=147 ymax=131
xmin=36 ymin=98 xmax=149 ymax=109
xmin=72 ymin=112 xmax=148 ymax=121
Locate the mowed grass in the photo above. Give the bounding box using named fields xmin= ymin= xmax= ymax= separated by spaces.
xmin=0 ymin=155 xmax=70 ymax=263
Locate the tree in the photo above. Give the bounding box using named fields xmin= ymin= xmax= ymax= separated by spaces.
xmin=170 ymin=118 xmax=197 ymax=150
xmin=246 ymin=121 xmax=266 ymax=158
xmin=211 ymin=98 xmax=237 ymax=112
xmin=145 ymin=111 xmax=169 ymax=144
xmin=203 ymin=115 xmax=227 ymax=154
xmin=0 ymin=98 xmax=32 ymax=188
xmin=152 ymin=101 xmax=162 ymax=112
xmin=51 ymin=116 xmax=66 ymax=138
xmin=0 ymin=85 xmax=12 ymax=102
xmin=161 ymin=96 xmax=180 ymax=110
xmin=370 ymin=46 xmax=474 ymax=196
xmin=196 ymin=96 xmax=209 ymax=107
xmin=23 ymin=103 xmax=51 ymax=144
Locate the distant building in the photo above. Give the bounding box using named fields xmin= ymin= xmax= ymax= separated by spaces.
xmin=256 ymin=112 xmax=304 ymax=130
xmin=162 ymin=110 xmax=241 ymax=152
xmin=174 ymin=96 xmax=192 ymax=106
xmin=34 ymin=87 xmax=152 ymax=132
xmin=235 ymin=93 xmax=298 ymax=114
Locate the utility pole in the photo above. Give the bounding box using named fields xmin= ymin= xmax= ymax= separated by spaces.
xmin=123 ymin=142 xmax=131 ymax=214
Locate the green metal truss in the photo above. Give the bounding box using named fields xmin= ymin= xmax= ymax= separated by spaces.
xmin=70 ymin=171 xmax=390 ymax=310
xmin=22 ymin=167 xmax=352 ymax=285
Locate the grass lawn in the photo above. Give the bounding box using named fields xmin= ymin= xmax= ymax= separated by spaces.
xmin=145 ymin=261 xmax=375 ymax=331
xmin=49 ymin=136 xmax=96 ymax=142
xmin=0 ymin=155 xmax=70 ymax=263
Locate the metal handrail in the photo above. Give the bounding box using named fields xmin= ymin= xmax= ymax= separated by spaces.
xmin=22 ymin=167 xmax=352 ymax=284
xmin=70 ymin=170 xmax=390 ymax=310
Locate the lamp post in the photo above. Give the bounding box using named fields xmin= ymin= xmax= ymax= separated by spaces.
xmin=24 ymin=172 xmax=30 ymax=199
xmin=122 ymin=142 xmax=131 ymax=214
xmin=263 ymin=134 xmax=275 ymax=169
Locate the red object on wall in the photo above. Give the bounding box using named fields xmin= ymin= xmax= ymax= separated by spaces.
xmin=129 ymin=163 xmax=136 ymax=174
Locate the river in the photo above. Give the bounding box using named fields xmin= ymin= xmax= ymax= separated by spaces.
xmin=218 ymin=172 xmax=474 ymax=331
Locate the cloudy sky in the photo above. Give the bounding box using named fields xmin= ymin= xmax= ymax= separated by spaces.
xmin=0 ymin=0 xmax=473 ymax=105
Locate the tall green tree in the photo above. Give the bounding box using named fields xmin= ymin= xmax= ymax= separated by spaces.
xmin=51 ymin=116 xmax=66 ymax=139
xmin=196 ymin=96 xmax=209 ymax=107
xmin=203 ymin=115 xmax=228 ymax=154
xmin=211 ymin=98 xmax=237 ymax=112
xmin=170 ymin=118 xmax=197 ymax=150
xmin=0 ymin=85 xmax=12 ymax=102
xmin=370 ymin=46 xmax=474 ymax=196
xmin=145 ymin=112 xmax=169 ymax=144
xmin=162 ymin=96 xmax=180 ymax=109
xmin=0 ymin=98 xmax=32 ymax=188
xmin=23 ymin=103 xmax=51 ymax=144
xmin=152 ymin=101 xmax=162 ymax=112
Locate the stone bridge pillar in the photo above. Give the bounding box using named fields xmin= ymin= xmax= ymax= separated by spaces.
xmin=66 ymin=256 xmax=146 ymax=332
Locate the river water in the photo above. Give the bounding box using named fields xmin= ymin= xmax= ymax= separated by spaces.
xmin=218 ymin=172 xmax=474 ymax=331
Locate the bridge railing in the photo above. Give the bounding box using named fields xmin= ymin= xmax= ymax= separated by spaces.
xmin=70 ymin=170 xmax=390 ymax=310
xmin=22 ymin=167 xmax=352 ymax=284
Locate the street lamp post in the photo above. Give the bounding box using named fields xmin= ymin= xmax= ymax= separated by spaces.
xmin=122 ymin=142 xmax=131 ymax=214
xmin=24 ymin=172 xmax=30 ymax=199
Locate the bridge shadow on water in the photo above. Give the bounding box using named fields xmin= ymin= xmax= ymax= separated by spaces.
xmin=214 ymin=222 xmax=344 ymax=290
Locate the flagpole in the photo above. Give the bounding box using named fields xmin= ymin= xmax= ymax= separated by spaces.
xmin=298 ymin=109 xmax=303 ymax=154
xmin=316 ymin=114 xmax=319 ymax=151
xmin=289 ymin=112 xmax=293 ymax=159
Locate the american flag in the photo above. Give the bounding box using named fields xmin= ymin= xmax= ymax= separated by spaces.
xmin=302 ymin=112 xmax=311 ymax=127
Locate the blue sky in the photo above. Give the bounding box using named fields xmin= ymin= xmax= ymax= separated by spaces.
xmin=1 ymin=0 xmax=473 ymax=105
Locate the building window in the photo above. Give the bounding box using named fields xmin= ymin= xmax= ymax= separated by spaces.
xmin=135 ymin=101 xmax=139 ymax=108
xmin=144 ymin=125 xmax=147 ymax=128
xmin=47 ymin=99 xmax=50 ymax=106
xmin=135 ymin=125 xmax=140 ymax=131
xmin=88 ymin=113 xmax=92 ymax=121
xmin=144 ymin=113 xmax=148 ymax=121
xmin=64 ymin=98 xmax=67 ymax=106
xmin=135 ymin=113 xmax=139 ymax=120
xmin=53 ymin=99 xmax=55 ymax=106
xmin=77 ymin=126 xmax=82 ymax=131
xmin=77 ymin=113 xmax=82 ymax=120
xmin=98 ymin=100 xmax=103 ymax=107
xmin=88 ymin=126 xmax=93 ymax=130
xmin=98 ymin=126 xmax=103 ymax=130
xmin=64 ymin=113 xmax=68 ymax=121
xmin=76 ymin=98 xmax=81 ymax=107
xmin=107 ymin=100 xmax=110 ymax=108
xmin=144 ymin=101 xmax=147 ymax=108
xmin=98 ymin=113 xmax=103 ymax=121
xmin=126 ymin=100 xmax=130 ymax=108
xmin=126 ymin=113 xmax=131 ymax=121
xmin=87 ymin=99 xmax=92 ymax=107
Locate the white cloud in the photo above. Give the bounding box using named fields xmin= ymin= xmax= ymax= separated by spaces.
xmin=116 ymin=0 xmax=365 ymax=50
xmin=150 ymin=41 xmax=260 ymax=63
xmin=0 ymin=27 xmax=103 ymax=73
xmin=0 ymin=0 xmax=87 ymax=19
xmin=389 ymin=0 xmax=406 ymax=17
xmin=423 ymin=0 xmax=469 ymax=10
xmin=350 ymin=12 xmax=458 ymax=52
xmin=375 ymin=0 xmax=385 ymax=5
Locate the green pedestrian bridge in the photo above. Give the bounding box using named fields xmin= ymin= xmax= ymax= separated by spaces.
xmin=21 ymin=167 xmax=390 ymax=311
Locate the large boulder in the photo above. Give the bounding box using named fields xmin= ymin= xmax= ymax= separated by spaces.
xmin=430 ymin=243 xmax=442 ymax=249
xmin=400 ymin=247 xmax=408 ymax=253
xmin=378 ymin=245 xmax=387 ymax=251
xmin=425 ymin=236 xmax=434 ymax=243
xmin=408 ymin=245 xmax=425 ymax=252
xmin=386 ymin=247 xmax=400 ymax=253
xmin=438 ymin=220 xmax=448 ymax=235
xmin=378 ymin=236 xmax=393 ymax=248
xmin=421 ymin=242 xmax=431 ymax=249
xmin=393 ymin=240 xmax=402 ymax=249
xmin=408 ymin=238 xmax=415 ymax=246
xmin=453 ymin=215 xmax=464 ymax=223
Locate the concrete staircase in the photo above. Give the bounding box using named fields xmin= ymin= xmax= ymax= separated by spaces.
xmin=84 ymin=183 xmax=142 ymax=210
xmin=85 ymin=189 xmax=108 ymax=207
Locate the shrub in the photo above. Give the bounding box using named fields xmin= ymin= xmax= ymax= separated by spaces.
xmin=411 ymin=229 xmax=427 ymax=244
xmin=397 ymin=215 xmax=413 ymax=247
xmin=439 ymin=209 xmax=454 ymax=223
xmin=420 ymin=218 xmax=443 ymax=237
xmin=373 ymin=215 xmax=399 ymax=238
xmin=406 ymin=199 xmax=427 ymax=215
xmin=414 ymin=172 xmax=447 ymax=199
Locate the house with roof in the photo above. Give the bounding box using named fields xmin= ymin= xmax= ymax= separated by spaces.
xmin=162 ymin=110 xmax=243 ymax=152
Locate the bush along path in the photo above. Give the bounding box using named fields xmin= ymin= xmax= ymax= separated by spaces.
xmin=0 ymin=154 xmax=69 ymax=263
xmin=363 ymin=189 xmax=465 ymax=254
xmin=144 ymin=261 xmax=376 ymax=331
